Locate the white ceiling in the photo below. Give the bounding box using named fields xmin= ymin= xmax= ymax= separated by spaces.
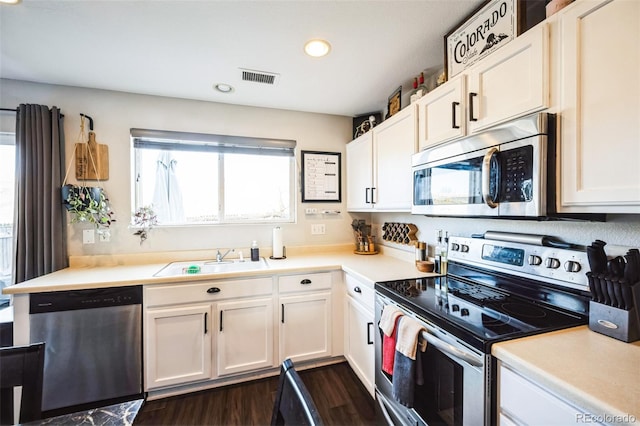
xmin=0 ymin=0 xmax=484 ymax=117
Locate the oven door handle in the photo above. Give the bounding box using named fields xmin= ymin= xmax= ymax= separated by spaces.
xmin=481 ymin=147 xmax=499 ymax=209
xmin=420 ymin=330 xmax=483 ymax=367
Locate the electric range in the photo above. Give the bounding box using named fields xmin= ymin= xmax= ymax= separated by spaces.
xmin=374 ymin=234 xmax=592 ymax=426
xmin=376 ymin=235 xmax=591 ymax=353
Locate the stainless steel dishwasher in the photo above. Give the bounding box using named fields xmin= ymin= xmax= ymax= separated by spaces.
xmin=29 ymin=286 xmax=143 ymax=415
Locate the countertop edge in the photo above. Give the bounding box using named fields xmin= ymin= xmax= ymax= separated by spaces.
xmin=493 ymin=326 xmax=640 ymax=422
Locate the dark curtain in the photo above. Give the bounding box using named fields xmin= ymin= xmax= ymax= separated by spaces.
xmin=13 ymin=104 xmax=67 ymax=284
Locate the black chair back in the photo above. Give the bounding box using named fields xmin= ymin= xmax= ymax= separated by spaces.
xmin=0 ymin=342 xmax=45 ymax=425
xmin=271 ymin=358 xmax=323 ymax=426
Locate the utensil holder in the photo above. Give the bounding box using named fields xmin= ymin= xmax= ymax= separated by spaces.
xmin=588 ymin=280 xmax=640 ymax=343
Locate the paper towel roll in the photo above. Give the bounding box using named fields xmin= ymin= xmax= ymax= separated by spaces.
xmin=272 ymin=227 xmax=284 ymax=258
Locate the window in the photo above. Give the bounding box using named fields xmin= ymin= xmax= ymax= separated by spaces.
xmin=132 ymin=129 xmax=296 ymax=225
xmin=0 ymin=133 xmax=15 ymax=306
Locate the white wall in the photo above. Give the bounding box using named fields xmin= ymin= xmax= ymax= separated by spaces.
xmin=3 ymin=79 xmax=638 ymax=261
xmin=0 ymin=79 xmax=357 ymax=257
xmin=373 ymin=213 xmax=640 ymax=258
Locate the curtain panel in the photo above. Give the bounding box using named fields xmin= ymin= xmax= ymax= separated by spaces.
xmin=13 ymin=104 xmax=67 ymax=283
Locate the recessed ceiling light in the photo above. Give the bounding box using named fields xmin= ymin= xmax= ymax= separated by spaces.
xmin=304 ymin=39 xmax=331 ymax=58
xmin=0 ymin=0 xmax=21 ymax=4
xmin=214 ymin=83 xmax=234 ymax=93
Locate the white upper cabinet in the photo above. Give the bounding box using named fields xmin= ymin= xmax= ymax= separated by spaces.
xmin=557 ymin=0 xmax=640 ymax=212
xmin=417 ymin=23 xmax=549 ymax=150
xmin=346 ymin=105 xmax=417 ymax=211
xmin=417 ymin=74 xmax=466 ymax=150
xmin=346 ymin=132 xmax=374 ymax=211
xmin=467 ymin=22 xmax=549 ymax=133
xmin=372 ymin=105 xmax=417 ymax=211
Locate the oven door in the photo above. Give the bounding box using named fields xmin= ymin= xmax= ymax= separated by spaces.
xmin=375 ymin=294 xmax=489 ymax=426
xmin=412 ymin=147 xmax=496 ymax=217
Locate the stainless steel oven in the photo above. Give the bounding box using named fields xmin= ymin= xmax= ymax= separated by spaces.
xmin=374 ymin=233 xmax=591 ymax=426
xmin=411 ymin=113 xmax=553 ymax=217
xmin=375 ymin=293 xmax=489 ymax=426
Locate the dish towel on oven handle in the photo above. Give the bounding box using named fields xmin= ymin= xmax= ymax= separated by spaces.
xmin=382 ymin=315 xmax=402 ymax=375
xmin=379 ymin=305 xmax=404 ymax=375
xmin=392 ymin=315 xmax=427 ymax=407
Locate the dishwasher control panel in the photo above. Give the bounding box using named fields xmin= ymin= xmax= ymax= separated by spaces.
xmin=30 ymin=286 xmax=142 ymax=313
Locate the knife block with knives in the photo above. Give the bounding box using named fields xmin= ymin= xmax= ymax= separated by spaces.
xmin=586 ymin=241 xmax=640 ymax=343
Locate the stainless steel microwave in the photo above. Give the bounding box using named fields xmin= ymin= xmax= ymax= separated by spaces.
xmin=412 ymin=113 xmax=553 ymax=217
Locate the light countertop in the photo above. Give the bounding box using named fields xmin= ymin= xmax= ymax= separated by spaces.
xmin=2 ymin=246 xmax=437 ymax=294
xmin=493 ymin=326 xmax=640 ymax=421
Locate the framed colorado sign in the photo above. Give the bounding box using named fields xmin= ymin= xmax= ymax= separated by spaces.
xmin=445 ymin=0 xmax=517 ymax=80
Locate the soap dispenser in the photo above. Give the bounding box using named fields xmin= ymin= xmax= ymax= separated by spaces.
xmin=251 ymin=240 xmax=259 ymax=261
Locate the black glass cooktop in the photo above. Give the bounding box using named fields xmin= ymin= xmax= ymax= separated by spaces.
xmin=375 ymin=263 xmax=589 ymax=353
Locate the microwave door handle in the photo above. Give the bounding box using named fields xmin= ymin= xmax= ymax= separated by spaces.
xmin=481 ymin=147 xmax=499 ymax=209
xmin=420 ymin=330 xmax=483 ymax=368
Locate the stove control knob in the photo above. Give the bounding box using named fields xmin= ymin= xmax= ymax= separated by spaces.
xmin=451 ymin=243 xmax=460 ymax=251
xmin=545 ymin=257 xmax=561 ymax=269
xmin=564 ymin=260 xmax=582 ymax=273
xmin=452 ymin=304 xmax=460 ymax=312
xmin=528 ymin=255 xmax=543 ymax=266
xmin=461 ymin=244 xmax=470 ymax=253
xmin=460 ymin=308 xmax=470 ymax=317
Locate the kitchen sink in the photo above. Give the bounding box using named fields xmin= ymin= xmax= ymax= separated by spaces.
xmin=154 ymin=257 xmax=269 ymax=277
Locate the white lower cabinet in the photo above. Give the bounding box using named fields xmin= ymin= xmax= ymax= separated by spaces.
xmin=145 ymin=303 xmax=212 ymax=389
xmin=144 ymin=272 xmax=336 ymax=393
xmin=144 ymin=277 xmax=273 ymax=391
xmin=216 ymin=297 xmax=274 ymax=376
xmin=497 ymin=362 xmax=604 ymax=425
xmin=344 ymin=273 xmax=375 ymax=397
xmin=278 ymin=272 xmax=333 ymax=363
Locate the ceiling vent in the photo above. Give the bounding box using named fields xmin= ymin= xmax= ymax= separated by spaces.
xmin=240 ymin=68 xmax=280 ymax=86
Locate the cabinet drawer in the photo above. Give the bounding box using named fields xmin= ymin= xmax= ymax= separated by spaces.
xmin=498 ymin=363 xmax=597 ymax=425
xmin=145 ymin=277 xmax=273 ymax=307
xmin=278 ymin=272 xmax=332 ymax=294
xmin=345 ymin=274 xmax=374 ymax=310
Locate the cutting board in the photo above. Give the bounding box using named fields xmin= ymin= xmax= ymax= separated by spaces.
xmin=75 ymin=131 xmax=109 ymax=180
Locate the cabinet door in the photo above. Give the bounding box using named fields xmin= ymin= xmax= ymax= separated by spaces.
xmin=467 ymin=23 xmax=549 ymax=133
xmin=372 ymin=105 xmax=417 ymax=211
xmin=279 ymin=292 xmax=332 ymax=363
xmin=216 ymin=297 xmax=274 ymax=376
xmin=559 ymin=0 xmax=640 ymax=212
xmin=417 ymin=74 xmax=466 ymax=150
xmin=345 ymin=296 xmax=375 ymax=396
xmin=346 ymin=132 xmax=374 ymax=211
xmin=145 ymin=304 xmax=212 ymax=390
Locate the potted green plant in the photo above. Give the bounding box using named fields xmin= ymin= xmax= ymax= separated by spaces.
xmin=62 ymin=184 xmax=115 ymax=232
xmin=132 ymin=206 xmax=157 ymax=244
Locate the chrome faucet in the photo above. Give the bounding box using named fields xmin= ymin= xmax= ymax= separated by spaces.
xmin=216 ymin=248 xmax=234 ymax=263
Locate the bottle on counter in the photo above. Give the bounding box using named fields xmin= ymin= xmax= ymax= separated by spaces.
xmin=415 ymin=241 xmax=426 ymax=263
xmin=434 ymin=230 xmax=443 ymax=273
xmin=251 ymin=240 xmax=260 ymax=261
xmin=440 ymin=231 xmax=449 ymax=275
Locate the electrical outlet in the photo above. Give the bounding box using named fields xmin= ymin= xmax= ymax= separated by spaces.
xmin=305 ymin=208 xmax=318 ymax=214
xmin=98 ymin=232 xmax=110 ymax=243
xmin=311 ymin=224 xmax=326 ymax=235
xmin=83 ymin=229 xmax=95 ymax=244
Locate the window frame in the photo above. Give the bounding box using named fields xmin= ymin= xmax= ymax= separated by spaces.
xmin=131 ymin=129 xmax=297 ymax=226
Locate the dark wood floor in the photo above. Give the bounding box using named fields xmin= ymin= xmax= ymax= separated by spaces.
xmin=134 ymin=362 xmax=378 ymax=426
